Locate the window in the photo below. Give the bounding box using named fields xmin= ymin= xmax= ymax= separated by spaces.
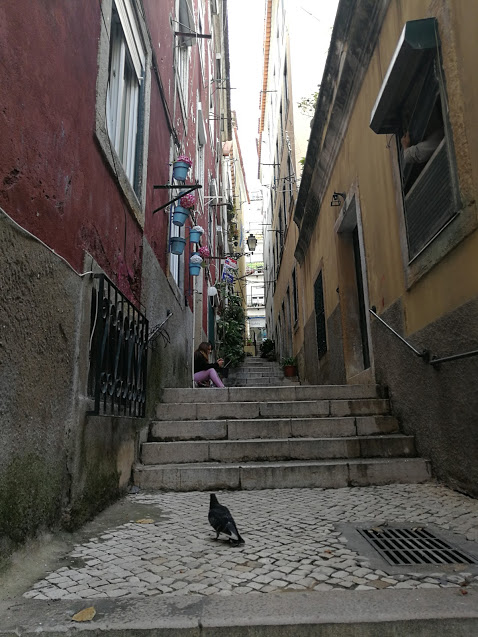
xmin=176 ymin=0 xmax=194 ymax=114
xmin=196 ymin=103 xmax=206 ymax=207
xmin=106 ymin=0 xmax=145 ymax=193
xmin=397 ymin=59 xmax=457 ymax=260
xmin=370 ymin=18 xmax=459 ymax=262
xmin=283 ymin=61 xmax=289 ymax=117
xmin=177 ymin=45 xmax=190 ymax=112
xmin=169 ymin=223 xmax=182 ymax=286
xmin=96 ymin=0 xmax=150 ymax=218
xmin=215 ymin=54 xmax=222 ymax=81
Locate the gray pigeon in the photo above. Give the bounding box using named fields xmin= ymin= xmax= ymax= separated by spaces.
xmin=208 ymin=494 xmax=245 ymax=545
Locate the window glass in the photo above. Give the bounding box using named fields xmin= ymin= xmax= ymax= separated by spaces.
xmin=106 ymin=1 xmax=145 ymax=192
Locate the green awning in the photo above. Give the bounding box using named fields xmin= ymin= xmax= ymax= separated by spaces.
xmin=370 ymin=18 xmax=438 ymax=134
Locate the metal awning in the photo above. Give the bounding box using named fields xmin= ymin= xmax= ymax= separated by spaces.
xmin=370 ymin=18 xmax=438 ymax=134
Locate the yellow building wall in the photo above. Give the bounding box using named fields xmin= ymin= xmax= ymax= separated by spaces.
xmin=302 ymin=0 xmax=478 ymax=339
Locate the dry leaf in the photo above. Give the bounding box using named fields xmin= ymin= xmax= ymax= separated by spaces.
xmin=459 ymin=589 xmax=468 ymax=596
xmin=72 ymin=607 xmax=96 ymax=622
xmin=135 ymin=518 xmax=154 ymax=524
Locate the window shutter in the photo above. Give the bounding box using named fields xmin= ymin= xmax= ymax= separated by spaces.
xmin=405 ymin=140 xmax=456 ymax=258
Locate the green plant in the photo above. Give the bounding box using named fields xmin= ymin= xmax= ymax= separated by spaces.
xmin=217 ymin=288 xmax=246 ymax=368
xmin=281 ymin=356 xmax=297 ymax=367
xmin=260 ymin=339 xmax=275 ymax=358
xmin=298 ymin=88 xmax=320 ymax=117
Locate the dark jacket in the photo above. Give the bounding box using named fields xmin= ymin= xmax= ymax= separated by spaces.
xmin=194 ymin=351 xmax=219 ymax=374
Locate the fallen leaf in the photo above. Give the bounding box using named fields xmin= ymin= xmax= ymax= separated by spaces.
xmin=135 ymin=518 xmax=154 ymax=524
xmin=459 ymin=589 xmax=468 ymax=596
xmin=72 ymin=607 xmax=96 ymax=622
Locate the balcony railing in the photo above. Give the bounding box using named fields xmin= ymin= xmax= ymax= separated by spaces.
xmin=88 ymin=274 xmax=148 ymax=417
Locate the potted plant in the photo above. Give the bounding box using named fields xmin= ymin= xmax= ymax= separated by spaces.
xmin=189 ymin=252 xmax=203 ymax=276
xmin=260 ymin=339 xmax=275 ymax=359
xmin=198 ymin=245 xmax=210 ymax=259
xmin=172 ymin=191 xmax=195 ymax=227
xmin=190 ymin=225 xmax=204 ymax=243
xmin=172 ymin=154 xmax=193 ymax=181
xmin=281 ymin=356 xmax=297 ymax=377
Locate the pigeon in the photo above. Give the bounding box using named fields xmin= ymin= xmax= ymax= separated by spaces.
xmin=208 ymin=494 xmax=245 ymax=545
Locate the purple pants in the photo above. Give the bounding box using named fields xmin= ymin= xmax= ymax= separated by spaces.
xmin=194 ymin=368 xmax=225 ymax=388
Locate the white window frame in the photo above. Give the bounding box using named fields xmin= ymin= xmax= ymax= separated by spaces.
xmin=176 ymin=0 xmax=194 ymax=118
xmin=95 ymin=0 xmax=151 ymax=226
xmin=106 ymin=3 xmax=144 ymax=187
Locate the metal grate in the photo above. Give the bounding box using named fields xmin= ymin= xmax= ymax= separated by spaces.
xmin=357 ymin=527 xmax=478 ymax=566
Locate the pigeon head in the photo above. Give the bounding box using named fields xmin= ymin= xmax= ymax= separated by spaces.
xmin=210 ymin=493 xmax=219 ymax=506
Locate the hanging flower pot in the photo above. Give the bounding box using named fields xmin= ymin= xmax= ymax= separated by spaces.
xmin=189 ymin=225 xmax=204 ymax=244
xmin=172 ymin=155 xmax=193 ymax=181
xmin=189 ymin=228 xmax=202 ymax=243
xmin=172 ymin=205 xmax=190 ymax=227
xmin=189 ymin=252 xmax=203 ymax=276
xmin=170 ymin=236 xmax=186 ymax=255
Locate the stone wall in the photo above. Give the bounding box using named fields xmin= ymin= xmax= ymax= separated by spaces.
xmin=372 ymin=298 xmax=478 ymax=498
xmin=0 ymin=211 xmax=150 ymax=559
xmin=141 ymin=239 xmax=194 ymax=410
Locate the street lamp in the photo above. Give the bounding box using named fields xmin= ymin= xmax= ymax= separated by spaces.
xmin=246 ymin=234 xmax=257 ymax=252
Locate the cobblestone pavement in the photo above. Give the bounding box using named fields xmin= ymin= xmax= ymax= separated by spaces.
xmin=23 ymin=484 xmax=478 ymax=600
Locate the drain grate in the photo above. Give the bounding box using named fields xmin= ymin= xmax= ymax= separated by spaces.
xmin=357 ymin=527 xmax=478 ymax=566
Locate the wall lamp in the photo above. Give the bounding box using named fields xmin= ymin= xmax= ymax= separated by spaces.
xmin=246 ymin=234 xmax=257 ymax=252
xmin=331 ymin=191 xmax=346 ymax=207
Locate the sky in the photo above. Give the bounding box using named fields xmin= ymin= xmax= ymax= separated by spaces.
xmin=227 ymin=0 xmax=340 ymax=196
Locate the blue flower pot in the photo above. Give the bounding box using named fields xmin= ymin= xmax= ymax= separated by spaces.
xmin=172 ymin=205 xmax=190 ymax=227
xmin=189 ymin=263 xmax=201 ymax=276
xmin=189 ymin=229 xmax=202 ymax=243
xmin=172 ymin=161 xmax=190 ymax=181
xmin=170 ymin=236 xmax=186 ymax=255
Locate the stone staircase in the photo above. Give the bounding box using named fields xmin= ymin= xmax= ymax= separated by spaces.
xmin=226 ymin=356 xmax=298 ymax=386
xmin=134 ymin=358 xmax=431 ymax=490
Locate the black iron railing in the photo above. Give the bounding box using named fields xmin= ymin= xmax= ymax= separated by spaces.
xmin=88 ymin=275 xmax=148 ymax=417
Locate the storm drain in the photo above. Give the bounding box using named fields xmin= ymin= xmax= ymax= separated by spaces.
xmin=357 ymin=527 xmax=478 ymax=566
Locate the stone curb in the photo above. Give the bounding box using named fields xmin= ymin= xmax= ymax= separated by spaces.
xmin=1 ymin=589 xmax=477 ymax=636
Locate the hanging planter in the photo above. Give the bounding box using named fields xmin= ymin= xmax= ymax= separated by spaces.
xmin=189 ymin=252 xmax=203 ymax=276
xmin=189 ymin=225 xmax=204 ymax=243
xmin=172 ymin=155 xmax=193 ymax=181
xmin=189 ymin=228 xmax=202 ymax=243
xmin=170 ymin=236 xmax=186 ymax=255
xmin=172 ymin=205 xmax=190 ymax=227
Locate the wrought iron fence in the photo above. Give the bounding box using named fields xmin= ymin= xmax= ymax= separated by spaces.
xmin=88 ymin=274 xmax=148 ymax=417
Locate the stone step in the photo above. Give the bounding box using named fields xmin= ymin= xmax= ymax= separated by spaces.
xmin=150 ymin=415 xmax=399 ymax=441
xmin=228 ymin=370 xmax=284 ymax=378
xmin=133 ymin=457 xmax=432 ymax=490
xmin=161 ymin=385 xmax=384 ymax=404
xmin=141 ymin=434 xmax=416 ymax=465
xmin=156 ymin=398 xmax=391 ymax=421
xmin=226 ymin=377 xmax=295 ymax=386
